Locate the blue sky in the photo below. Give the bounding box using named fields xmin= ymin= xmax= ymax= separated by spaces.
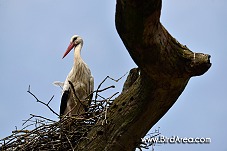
xmin=0 ymin=0 xmax=226 ymax=150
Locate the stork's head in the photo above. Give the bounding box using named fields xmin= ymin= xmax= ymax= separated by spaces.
xmin=62 ymin=35 xmax=83 ymax=59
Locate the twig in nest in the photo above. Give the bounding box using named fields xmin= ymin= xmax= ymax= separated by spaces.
xmin=61 ymin=105 xmax=77 ymax=119
xmin=22 ymin=115 xmax=34 ymax=126
xmin=27 ymin=85 xmax=59 ymax=117
xmin=85 ymin=85 xmax=115 ymax=100
xmin=102 ymin=92 xmax=119 ymax=125
xmin=68 ymin=80 xmax=84 ymax=106
xmin=94 ymin=72 xmax=128 ymax=103
xmin=30 ymin=114 xmax=56 ymax=123
xmin=65 ymin=134 xmax=75 ymax=151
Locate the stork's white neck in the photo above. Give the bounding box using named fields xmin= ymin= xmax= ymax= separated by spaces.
xmin=74 ymin=42 xmax=83 ymax=64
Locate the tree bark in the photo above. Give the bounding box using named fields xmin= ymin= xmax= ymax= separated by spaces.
xmin=76 ymin=0 xmax=211 ymax=150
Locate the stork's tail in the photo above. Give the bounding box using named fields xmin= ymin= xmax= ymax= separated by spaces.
xmin=53 ymin=81 xmax=64 ymax=88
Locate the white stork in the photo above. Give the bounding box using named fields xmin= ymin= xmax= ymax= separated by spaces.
xmin=60 ymin=35 xmax=94 ymax=118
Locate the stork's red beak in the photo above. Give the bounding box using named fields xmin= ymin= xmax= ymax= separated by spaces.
xmin=62 ymin=42 xmax=75 ymax=59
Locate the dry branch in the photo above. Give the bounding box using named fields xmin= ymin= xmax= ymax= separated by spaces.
xmin=27 ymin=85 xmax=59 ymax=117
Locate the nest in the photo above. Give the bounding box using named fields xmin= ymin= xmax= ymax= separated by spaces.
xmin=0 ymin=76 xmax=121 ymax=151
xmin=0 ymin=98 xmax=114 ymax=151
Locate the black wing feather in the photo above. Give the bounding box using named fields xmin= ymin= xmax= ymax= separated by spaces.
xmin=60 ymin=90 xmax=70 ymax=117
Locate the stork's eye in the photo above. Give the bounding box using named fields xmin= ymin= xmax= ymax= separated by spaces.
xmin=72 ymin=37 xmax=78 ymax=42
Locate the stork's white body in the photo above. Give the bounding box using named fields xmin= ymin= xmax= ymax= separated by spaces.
xmin=60 ymin=35 xmax=94 ymax=118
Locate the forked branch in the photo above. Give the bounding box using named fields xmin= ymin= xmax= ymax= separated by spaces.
xmin=27 ymin=85 xmax=59 ymax=116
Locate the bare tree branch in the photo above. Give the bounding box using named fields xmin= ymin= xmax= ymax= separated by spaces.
xmin=27 ymin=85 xmax=59 ymax=117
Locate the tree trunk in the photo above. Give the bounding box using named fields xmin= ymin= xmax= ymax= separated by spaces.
xmin=76 ymin=0 xmax=211 ymax=150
